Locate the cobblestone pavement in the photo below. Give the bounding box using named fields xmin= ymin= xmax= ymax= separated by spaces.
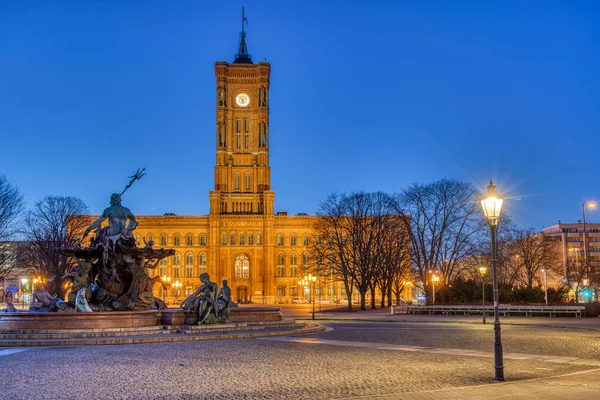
xmin=1 ymin=321 xmax=600 ymax=399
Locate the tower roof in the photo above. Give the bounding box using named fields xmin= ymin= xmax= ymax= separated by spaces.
xmin=233 ymin=7 xmax=253 ymax=64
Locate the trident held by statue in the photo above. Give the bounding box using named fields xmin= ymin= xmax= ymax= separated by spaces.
xmin=121 ymin=167 xmax=146 ymax=197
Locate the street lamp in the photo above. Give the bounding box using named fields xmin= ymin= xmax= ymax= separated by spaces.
xmin=431 ymin=274 xmax=439 ymax=304
xmin=300 ymin=274 xmax=317 ymax=320
xmin=479 ymin=266 xmax=488 ymax=324
xmin=480 ymin=180 xmax=505 ymax=381
xmin=540 ymin=268 xmax=548 ymax=305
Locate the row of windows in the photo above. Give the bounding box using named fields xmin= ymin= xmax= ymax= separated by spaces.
xmin=135 ymin=233 xmax=321 ymax=247
xmin=233 ymin=173 xmax=251 ymax=192
xmin=275 ymin=286 xmax=334 ymax=297
xmin=276 ymin=252 xmax=310 ymax=266
xmin=221 ymin=232 xmax=263 ymax=245
xmin=277 ymin=234 xmax=313 ymax=246
xmin=160 ymin=252 xmax=207 ymax=266
xmin=158 ymin=265 xmax=208 ymax=279
xmin=136 ymin=234 xmax=207 ymax=247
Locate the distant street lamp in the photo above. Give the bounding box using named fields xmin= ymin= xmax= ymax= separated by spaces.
xmin=480 ymin=180 xmax=505 ymax=381
xmin=540 ymin=268 xmax=548 ymax=305
xmin=479 ymin=266 xmax=488 ymax=324
xmin=161 ymin=275 xmax=171 ymax=303
xmin=300 ymin=274 xmax=317 ymax=320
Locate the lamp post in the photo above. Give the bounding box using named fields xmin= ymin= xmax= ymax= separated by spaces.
xmin=300 ymin=274 xmax=317 ymax=320
xmin=432 ymin=274 xmax=439 ymax=304
xmin=20 ymin=278 xmax=28 ymax=309
xmin=479 ymin=266 xmax=488 ymax=324
xmin=540 ymin=268 xmax=548 ymax=305
xmin=480 ymin=180 xmax=505 ymax=381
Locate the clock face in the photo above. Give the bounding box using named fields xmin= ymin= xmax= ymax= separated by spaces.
xmin=235 ymin=92 xmax=250 ymax=107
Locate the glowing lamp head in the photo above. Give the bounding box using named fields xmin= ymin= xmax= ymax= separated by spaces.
xmin=481 ymin=180 xmax=503 ymax=226
xmin=588 ymin=201 xmax=597 ymax=210
xmin=479 ymin=266 xmax=487 ymax=276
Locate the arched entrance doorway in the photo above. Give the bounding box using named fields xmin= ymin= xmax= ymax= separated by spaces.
xmin=237 ymin=286 xmax=248 ymax=304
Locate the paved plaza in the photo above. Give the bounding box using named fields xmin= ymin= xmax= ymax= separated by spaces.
xmin=1 ymin=307 xmax=600 ymax=399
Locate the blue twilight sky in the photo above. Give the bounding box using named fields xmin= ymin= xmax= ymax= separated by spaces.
xmin=1 ymin=1 xmax=599 ymax=230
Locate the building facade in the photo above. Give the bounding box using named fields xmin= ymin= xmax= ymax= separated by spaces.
xmin=134 ymin=27 xmax=332 ymax=305
xmin=542 ymin=221 xmax=600 ymax=300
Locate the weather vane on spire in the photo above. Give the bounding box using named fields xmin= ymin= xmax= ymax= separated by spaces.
xmin=234 ymin=7 xmax=252 ymax=64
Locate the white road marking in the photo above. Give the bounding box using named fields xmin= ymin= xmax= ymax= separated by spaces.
xmin=260 ymin=337 xmax=600 ymax=367
xmin=0 ymin=348 xmax=31 ymax=357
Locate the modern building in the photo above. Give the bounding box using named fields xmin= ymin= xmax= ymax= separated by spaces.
xmin=542 ymin=221 xmax=600 ymax=300
xmin=133 ymin=22 xmax=337 ymax=305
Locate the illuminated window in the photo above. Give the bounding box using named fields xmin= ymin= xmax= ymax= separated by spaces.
xmin=277 ymin=286 xmax=285 ymax=297
xmin=277 ymin=235 xmax=284 ymax=246
xmin=185 ymin=266 xmax=193 ymax=278
xmin=257 ymin=233 xmax=263 ymax=245
xmin=235 ymin=254 xmax=250 ymax=278
xmin=160 ymin=235 xmax=167 ymax=246
xmin=173 ymin=253 xmax=180 ymax=265
xmin=303 ymin=235 xmax=309 ymax=246
xmin=173 ymin=266 xmax=180 ymax=278
xmin=291 ymin=235 xmax=297 ymax=246
xmin=221 ymin=233 xmax=227 ymax=245
xmin=185 ymin=253 xmax=193 ymax=266
xmin=234 ymin=174 xmax=240 ymax=191
xmin=200 ymin=235 xmax=206 ymax=246
xmin=240 ymin=233 xmax=245 ymax=245
xmin=199 ymin=252 xmax=207 ymax=266
xmin=187 ymin=235 xmax=193 ymax=246
xmin=174 ymin=235 xmax=180 ymax=246
xmin=248 ymin=233 xmax=254 ymax=245
xmin=230 ymin=233 xmax=236 ymax=245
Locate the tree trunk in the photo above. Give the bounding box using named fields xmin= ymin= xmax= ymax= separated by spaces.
xmin=370 ymin=285 xmax=376 ymax=309
xmin=360 ymin=291 xmax=366 ymax=310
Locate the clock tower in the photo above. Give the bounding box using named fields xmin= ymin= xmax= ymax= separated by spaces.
xmin=209 ymin=17 xmax=273 ymax=217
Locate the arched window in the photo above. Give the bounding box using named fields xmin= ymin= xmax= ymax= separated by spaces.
xmin=200 ymin=234 xmax=207 ymax=246
xmin=244 ymin=118 xmax=249 ymax=149
xmin=173 ymin=266 xmax=180 ymax=278
xmin=290 ymin=287 xmax=298 ymax=297
xmin=248 ymin=233 xmax=254 ymax=245
xmin=236 ymin=117 xmax=241 ymax=149
xmin=303 ymin=235 xmax=309 ymax=246
xmin=185 ymin=252 xmax=194 ymax=266
xmin=187 ymin=234 xmax=193 ymax=246
xmin=235 ymin=254 xmax=250 ymax=278
xmin=245 ymin=173 xmax=251 ymax=192
xmin=148 ymin=234 xmax=154 ymax=243
xmin=234 ymin=174 xmax=240 ymax=192
xmin=185 ymin=265 xmax=194 ymax=278
xmin=221 ymin=233 xmax=227 ymax=245
xmin=186 ymin=286 xmax=194 ymax=296
xmin=302 ymin=253 xmax=310 ymax=266
xmin=159 ymin=265 xmax=167 ymax=276
xmin=277 ymin=265 xmax=285 ymax=277
xmin=316 ymin=235 xmax=322 ymax=245
xmin=239 ymin=233 xmax=244 ymax=245
xmin=257 ymin=233 xmax=263 ymax=245
xmin=230 ymin=233 xmax=236 ymax=245
xmin=277 ymin=286 xmax=285 ymax=297
xmin=173 ymin=253 xmax=181 ymax=265
xmin=290 ymin=235 xmax=297 ymax=246
xmin=135 ymin=235 xmax=141 ymax=246
xmin=174 ymin=235 xmax=180 ymax=246
xmin=277 ymin=252 xmax=285 ymax=265
xmin=199 ymin=252 xmax=207 ymax=274
xmin=290 ymin=252 xmax=298 ymax=277
xmin=160 ymin=235 xmax=167 ymax=246
xmin=277 ymin=235 xmax=284 ymax=246
xmin=160 ymin=258 xmax=167 ymax=266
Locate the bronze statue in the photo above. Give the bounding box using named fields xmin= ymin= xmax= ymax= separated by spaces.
xmin=54 ymin=168 xmax=174 ymax=312
xmin=181 ymin=273 xmax=220 ymax=324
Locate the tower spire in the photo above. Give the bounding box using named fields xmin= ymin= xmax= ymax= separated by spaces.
xmin=234 ymin=7 xmax=252 ymax=64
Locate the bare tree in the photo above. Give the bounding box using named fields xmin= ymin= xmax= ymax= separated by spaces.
xmin=506 ymin=228 xmax=563 ymax=289
xmin=21 ymin=196 xmax=89 ymax=297
xmin=0 ymin=175 xmax=25 ymax=283
xmin=392 ymin=179 xmax=485 ymax=304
